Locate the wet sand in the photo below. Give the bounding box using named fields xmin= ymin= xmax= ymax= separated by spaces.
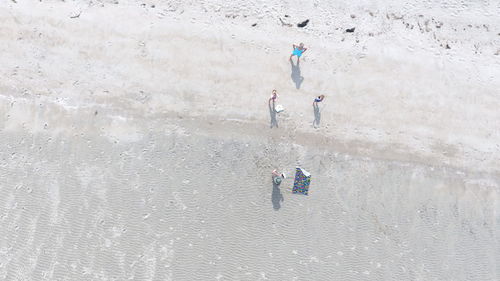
xmin=0 ymin=1 xmax=499 ymax=280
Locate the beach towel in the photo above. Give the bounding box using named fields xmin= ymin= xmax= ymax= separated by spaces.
xmin=292 ymin=167 xmax=311 ymax=195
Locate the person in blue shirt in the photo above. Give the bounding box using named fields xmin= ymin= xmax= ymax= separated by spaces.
xmin=313 ymin=94 xmax=325 ymax=105
xmin=289 ymin=43 xmax=307 ymax=63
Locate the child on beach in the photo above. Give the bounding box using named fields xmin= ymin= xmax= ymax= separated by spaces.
xmin=272 ymin=169 xmax=286 ymax=185
xmin=313 ymin=95 xmax=325 ymax=105
xmin=289 ymin=43 xmax=307 ymax=63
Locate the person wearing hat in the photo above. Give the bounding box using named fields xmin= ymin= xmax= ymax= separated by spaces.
xmin=272 ymin=169 xmax=286 ymax=185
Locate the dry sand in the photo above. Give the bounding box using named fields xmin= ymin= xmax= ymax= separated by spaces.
xmin=0 ymin=1 xmax=499 ymax=280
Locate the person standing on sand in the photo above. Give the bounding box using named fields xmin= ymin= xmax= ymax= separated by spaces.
xmin=272 ymin=169 xmax=286 ymax=185
xmin=313 ymin=95 xmax=325 ymax=105
xmin=269 ymin=89 xmax=278 ymax=104
xmin=289 ymin=43 xmax=307 ymax=63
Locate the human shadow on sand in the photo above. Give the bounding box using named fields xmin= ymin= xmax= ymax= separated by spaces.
xmin=313 ymin=103 xmax=321 ymax=128
xmin=272 ymin=181 xmax=284 ymax=210
xmin=290 ymin=59 xmax=304 ymax=89
xmin=269 ymin=101 xmax=278 ymax=128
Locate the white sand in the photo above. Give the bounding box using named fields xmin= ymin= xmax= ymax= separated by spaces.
xmin=0 ymin=1 xmax=499 ymax=280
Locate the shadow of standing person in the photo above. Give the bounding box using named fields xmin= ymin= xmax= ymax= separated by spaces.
xmin=313 ymin=103 xmax=321 ymax=128
xmin=290 ymin=59 xmax=304 ymax=89
xmin=269 ymin=100 xmax=278 ymax=128
xmin=271 ymin=181 xmax=284 ymax=210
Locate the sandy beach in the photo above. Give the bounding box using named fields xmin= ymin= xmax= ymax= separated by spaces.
xmin=0 ymin=1 xmax=499 ymax=280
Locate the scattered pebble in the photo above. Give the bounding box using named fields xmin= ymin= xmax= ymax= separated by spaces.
xmin=350 ymin=14 xmax=356 ymax=18
xmin=251 ymin=23 xmax=257 ymax=27
xmin=346 ymin=27 xmax=355 ymax=33
xmin=297 ymin=19 xmax=309 ymax=28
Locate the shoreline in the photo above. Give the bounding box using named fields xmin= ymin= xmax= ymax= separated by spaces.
xmin=2 ymin=94 xmax=500 ymax=179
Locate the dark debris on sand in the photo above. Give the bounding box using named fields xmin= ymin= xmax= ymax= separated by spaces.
xmin=346 ymin=27 xmax=355 ymax=33
xmin=297 ymin=19 xmax=309 ymax=28
xmin=70 ymin=12 xmax=81 ymax=19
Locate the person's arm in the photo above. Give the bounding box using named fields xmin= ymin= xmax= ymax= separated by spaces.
xmin=302 ymin=48 xmax=308 ymax=53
